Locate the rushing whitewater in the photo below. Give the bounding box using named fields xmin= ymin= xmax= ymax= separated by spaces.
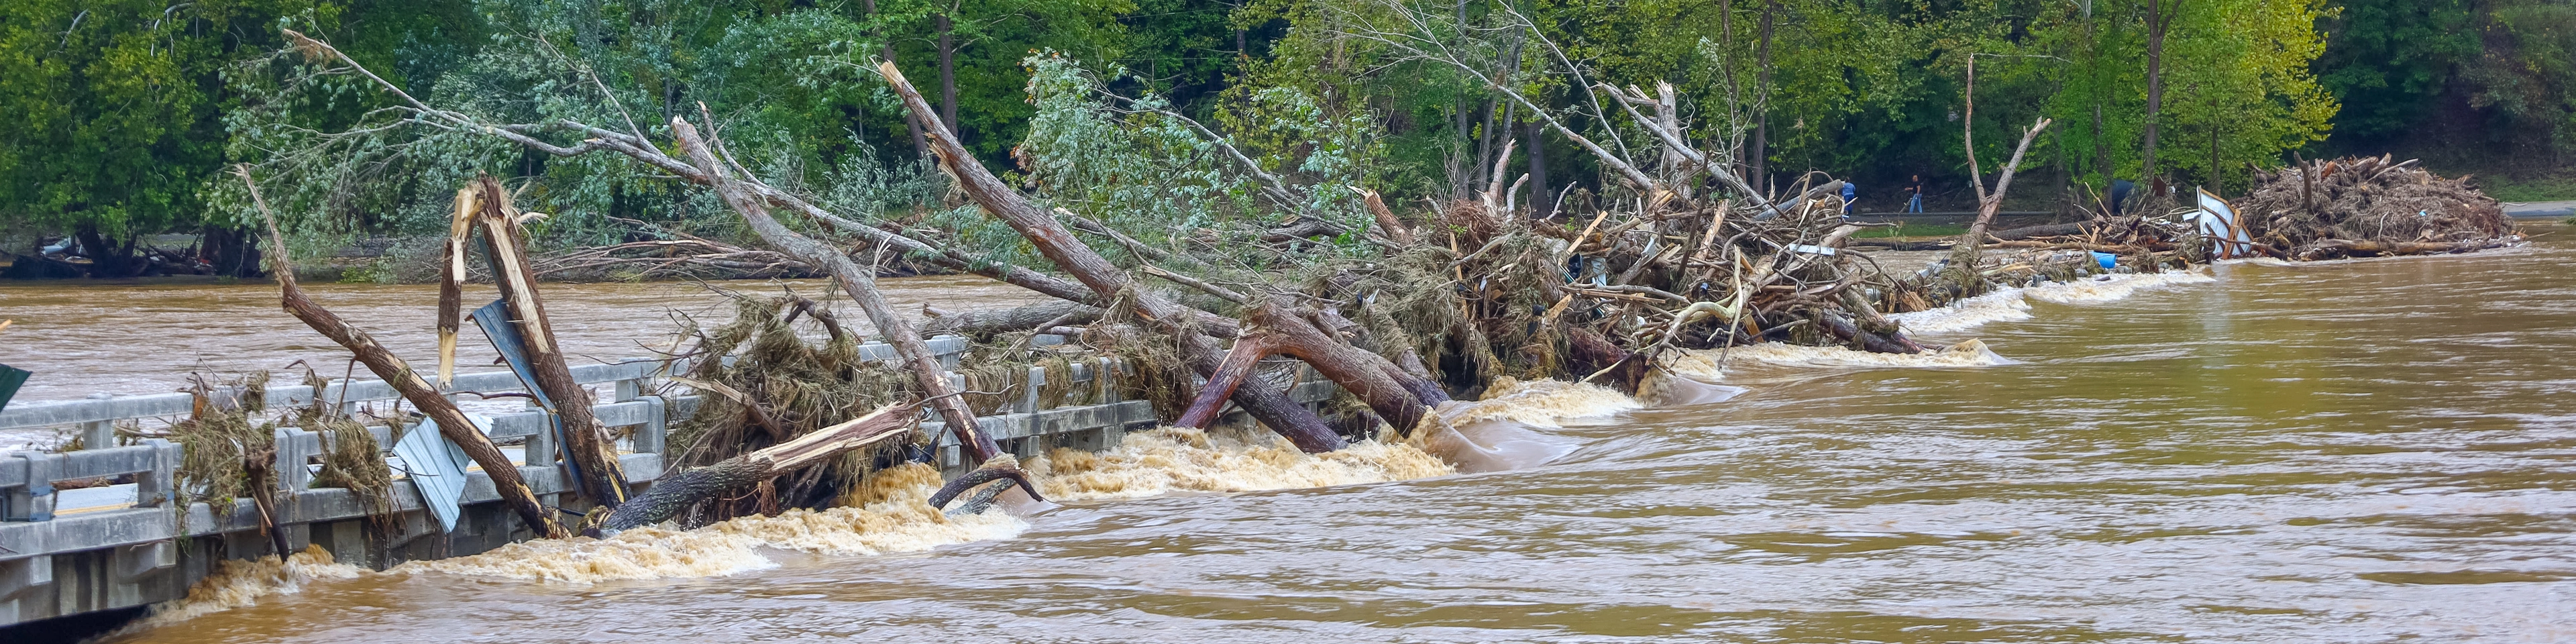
xmin=115 ymin=546 xmax=362 ymax=635
xmin=1026 ymin=428 xmax=1453 ymax=502
xmin=1890 ymin=269 xmax=2216 ymax=334
xmin=398 ymin=463 xmax=1026 ymax=583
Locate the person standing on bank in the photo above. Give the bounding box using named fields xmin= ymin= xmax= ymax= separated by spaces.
xmin=1841 ymin=181 xmax=1858 ymax=217
xmin=1904 ymin=174 xmax=1927 ymax=213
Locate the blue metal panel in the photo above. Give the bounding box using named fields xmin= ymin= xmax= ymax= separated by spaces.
xmin=468 ymin=300 xmax=591 ymax=493
xmin=391 ymin=416 xmax=476 ymax=533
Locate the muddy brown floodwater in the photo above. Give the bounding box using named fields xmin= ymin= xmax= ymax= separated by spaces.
xmin=30 ymin=223 xmax=2576 ymax=642
xmin=0 ymin=274 xmax=1036 ymax=449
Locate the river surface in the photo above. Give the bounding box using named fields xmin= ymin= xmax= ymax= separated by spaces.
xmin=58 ymin=221 xmax=2576 ymax=641
xmin=0 ymin=274 xmax=1034 ymax=448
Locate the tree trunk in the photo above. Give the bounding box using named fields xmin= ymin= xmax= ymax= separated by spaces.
xmin=1753 ymin=1 xmax=1776 ymax=196
xmin=1176 ymin=335 xmax=1271 ymax=429
xmin=2088 ymin=8 xmax=2112 ymax=198
xmin=666 ymin=117 xmax=1004 ymax=465
xmin=2094 ymin=103 xmax=2110 ymax=194
xmin=861 ymin=0 xmax=930 ymax=157
xmin=1474 ymin=99 xmax=1497 ymax=189
xmin=879 ymin=61 xmax=1352 ymax=453
xmin=2143 ymin=0 xmax=2169 ymax=180
xmin=937 ymin=13 xmax=959 ymax=138
xmin=1722 ymin=0 xmax=1741 ymax=185
xmin=1957 ymin=119 xmax=2056 ymax=266
xmin=2208 ymin=115 xmax=2221 ymax=192
xmin=1245 ymin=301 xmax=1439 ymax=432
xmin=237 ymin=168 xmax=565 ymax=539
xmin=594 ymin=403 xmax=918 ymax=533
xmin=466 ymin=178 xmax=632 ymax=508
xmin=199 ymin=225 xmax=262 ymax=278
xmin=73 ymin=224 xmax=139 ymax=278
xmin=1525 ymin=121 xmax=1550 ymax=217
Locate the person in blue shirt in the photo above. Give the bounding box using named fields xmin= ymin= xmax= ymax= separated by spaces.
xmin=1841 ymin=181 xmax=1858 ymax=215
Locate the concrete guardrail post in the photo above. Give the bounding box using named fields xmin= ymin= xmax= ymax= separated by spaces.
xmin=2 ymin=452 xmax=58 ymax=522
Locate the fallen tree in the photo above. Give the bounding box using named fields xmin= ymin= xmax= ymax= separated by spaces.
xmin=595 ymin=402 xmax=921 ymax=534
xmin=238 ymin=166 xmax=568 ymax=539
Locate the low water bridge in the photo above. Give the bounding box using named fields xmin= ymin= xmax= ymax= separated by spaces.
xmin=0 ymin=336 xmax=1338 ymax=627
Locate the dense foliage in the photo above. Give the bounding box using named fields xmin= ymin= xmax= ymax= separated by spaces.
xmin=1 ymin=0 xmax=2567 ymax=272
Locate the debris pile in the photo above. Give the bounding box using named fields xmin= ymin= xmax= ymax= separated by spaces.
xmin=2239 ymin=155 xmax=2516 ymax=259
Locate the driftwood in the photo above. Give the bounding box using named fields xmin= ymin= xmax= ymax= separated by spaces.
xmin=238 ymin=166 xmax=566 ymax=538
xmin=1990 ymin=221 xmax=2094 ymax=241
xmin=926 ymin=455 xmax=1047 ymax=511
xmin=535 ymin=238 xmax=816 ymax=280
xmin=593 ymin=402 xmax=922 ymax=534
xmin=2298 ymin=238 xmax=2508 ymax=260
xmin=923 ymin=301 xmax=1104 ymax=338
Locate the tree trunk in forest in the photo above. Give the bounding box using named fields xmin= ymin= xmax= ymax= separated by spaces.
xmin=1526 ymin=121 xmax=1550 ymax=217
xmin=199 ymin=225 xmax=263 ymax=278
xmin=1721 ymin=0 xmax=1740 ymax=184
xmin=1474 ymin=99 xmax=1498 ymax=191
xmin=2055 ymin=126 xmax=2070 ymax=217
xmin=666 ymin=116 xmax=1004 ymax=465
xmin=594 ymin=403 xmax=919 ymax=533
xmin=2087 ymin=9 xmax=2112 ymax=199
xmin=2094 ymin=103 xmax=2110 ymax=196
xmin=2143 ymin=0 xmax=2170 ymax=180
xmin=72 ymin=224 xmax=141 ymax=279
xmin=937 ymin=13 xmax=959 ymax=138
xmin=1754 ymin=1 xmax=1776 ymax=196
xmin=862 ymin=0 xmax=930 ymax=157
xmin=2208 ymin=115 xmax=2221 ymax=193
xmin=879 ymin=60 xmax=1359 ymax=452
xmin=465 ymin=178 xmax=632 ymax=508
xmin=237 ymin=167 xmax=566 ymax=539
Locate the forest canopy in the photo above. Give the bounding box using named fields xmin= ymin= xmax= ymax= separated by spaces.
xmin=0 ymin=0 xmax=2564 ymax=274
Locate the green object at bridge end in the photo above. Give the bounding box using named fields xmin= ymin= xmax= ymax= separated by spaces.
xmin=0 ymin=362 xmax=25 ymax=414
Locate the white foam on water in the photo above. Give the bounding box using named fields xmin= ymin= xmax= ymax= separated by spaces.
xmin=1889 ymin=290 xmax=2033 ymax=333
xmin=1440 ymin=377 xmax=1642 ymax=428
xmin=2023 ymin=270 xmax=2216 ymax=304
xmin=1890 ymin=268 xmax=2216 ymax=333
xmin=1024 ymin=427 xmax=1454 ymax=502
xmin=398 ymin=463 xmax=1025 ymax=583
xmin=119 ymin=545 xmax=362 ymax=631
xmin=1713 ymin=339 xmax=2018 ymax=368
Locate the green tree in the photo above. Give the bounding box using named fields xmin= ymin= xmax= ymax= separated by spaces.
xmin=2459 ymin=0 xmax=2576 ymax=162
xmin=0 ymin=0 xmax=334 ymax=276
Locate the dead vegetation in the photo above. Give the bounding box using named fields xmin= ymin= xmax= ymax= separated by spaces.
xmin=2241 ymin=155 xmax=2516 ymax=260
